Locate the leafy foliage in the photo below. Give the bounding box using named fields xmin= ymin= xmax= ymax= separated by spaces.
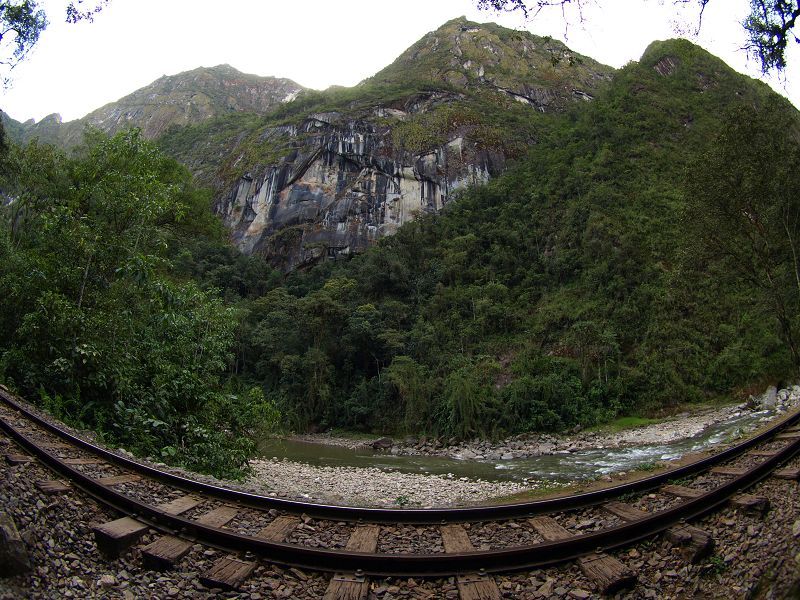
xmin=0 ymin=129 xmax=280 ymax=478
xmin=0 ymin=0 xmax=47 ymax=76
xmin=744 ymin=0 xmax=800 ymax=72
xmin=477 ymin=0 xmax=799 ymax=73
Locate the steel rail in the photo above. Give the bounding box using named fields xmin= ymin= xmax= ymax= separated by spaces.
xmin=1 ymin=388 xmax=798 ymax=524
xmin=3 ymin=408 xmax=800 ymax=576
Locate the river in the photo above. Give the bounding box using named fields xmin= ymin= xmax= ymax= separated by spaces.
xmin=258 ymin=406 xmax=779 ymax=484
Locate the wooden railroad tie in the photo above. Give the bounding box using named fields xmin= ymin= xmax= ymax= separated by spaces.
xmin=93 ymin=516 xmax=149 ymax=558
xmin=155 ymin=495 xmax=204 ymax=516
xmin=603 ymin=502 xmax=714 ymax=564
xmin=660 ymin=484 xmax=703 ymax=499
xmin=710 ymin=467 xmax=748 ymax=476
xmin=730 ymin=494 xmax=770 ymax=515
xmin=257 ymin=515 xmax=301 ymax=542
xmin=776 ymin=432 xmax=800 ymax=440
xmin=665 ymin=525 xmax=714 ymax=563
xmin=324 ymin=524 xmax=382 ymax=600
xmin=0 ymin=512 xmax=31 ymax=577
xmin=141 ymin=499 xmax=233 ymax=571
xmin=747 ymin=449 xmax=780 ymax=457
xmin=439 ymin=524 xmax=501 ymax=600
xmin=35 ymin=480 xmax=71 ymax=495
xmin=197 ymin=505 xmax=239 ymax=528
xmin=774 ymin=468 xmax=800 ymax=480
xmin=4 ymin=454 xmax=33 ymax=466
xmin=95 ymin=474 xmax=142 ymax=486
xmin=199 ymin=556 xmax=256 ymax=592
xmin=604 ymin=501 xmax=648 ymax=521
xmin=529 ymin=516 xmax=636 ymax=594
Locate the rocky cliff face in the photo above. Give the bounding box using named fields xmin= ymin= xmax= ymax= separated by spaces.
xmin=209 ymin=18 xmax=614 ymax=270
xmin=7 ymin=65 xmax=305 ymax=146
xmin=217 ymin=107 xmax=504 ymax=271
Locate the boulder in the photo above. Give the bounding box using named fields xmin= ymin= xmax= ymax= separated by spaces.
xmin=0 ymin=513 xmax=30 ymax=577
xmin=371 ymin=437 xmax=393 ymax=450
xmin=762 ymin=385 xmax=778 ymax=407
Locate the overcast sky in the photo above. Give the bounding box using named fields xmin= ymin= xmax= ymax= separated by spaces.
xmin=2 ymin=0 xmax=797 ymax=123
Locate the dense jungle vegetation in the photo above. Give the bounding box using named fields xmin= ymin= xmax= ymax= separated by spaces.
xmin=1 ymin=39 xmax=799 ymax=478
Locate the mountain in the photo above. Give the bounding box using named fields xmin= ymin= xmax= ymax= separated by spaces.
xmin=4 ymin=17 xmax=799 ymax=449
xmin=5 ymin=64 xmax=305 ymax=146
xmin=4 ymin=18 xmax=617 ymax=271
xmin=227 ymin=36 xmax=800 ymax=434
xmin=368 ymin=17 xmax=611 ymax=109
xmin=160 ymin=17 xmax=615 ymax=270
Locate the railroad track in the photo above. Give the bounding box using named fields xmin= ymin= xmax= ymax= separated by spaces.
xmin=2 ymin=385 xmax=800 ymax=598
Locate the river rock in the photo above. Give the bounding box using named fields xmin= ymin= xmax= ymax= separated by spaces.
xmin=761 ymin=385 xmax=778 ymax=407
xmin=371 ymin=437 xmax=393 ymax=450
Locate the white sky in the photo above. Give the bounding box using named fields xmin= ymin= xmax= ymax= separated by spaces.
xmin=1 ymin=0 xmax=798 ymax=123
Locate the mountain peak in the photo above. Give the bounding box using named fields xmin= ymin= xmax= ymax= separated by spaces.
xmin=11 ymin=65 xmax=306 ymax=146
xmin=367 ymin=18 xmax=614 ymax=111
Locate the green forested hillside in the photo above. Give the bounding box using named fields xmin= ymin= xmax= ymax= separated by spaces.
xmin=230 ymin=39 xmax=800 ymax=435
xmin=1 ymin=38 xmax=798 ymax=479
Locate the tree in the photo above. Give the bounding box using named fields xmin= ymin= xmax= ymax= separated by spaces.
xmin=476 ymin=0 xmax=799 ymax=73
xmin=0 ymin=0 xmax=108 ymax=82
xmin=0 ymin=128 xmax=272 ymax=477
xmin=0 ymin=1 xmax=47 ymax=76
xmin=745 ymin=0 xmax=800 ymax=71
xmin=684 ymin=96 xmax=800 ymax=368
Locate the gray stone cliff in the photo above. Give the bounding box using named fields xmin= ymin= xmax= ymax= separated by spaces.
xmin=216 ymin=107 xmax=504 ymax=271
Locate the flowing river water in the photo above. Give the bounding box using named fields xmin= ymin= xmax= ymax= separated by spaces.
xmin=258 ymin=406 xmax=783 ymax=484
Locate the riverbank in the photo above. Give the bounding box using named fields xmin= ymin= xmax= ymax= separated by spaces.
xmin=283 ymin=385 xmax=799 ymax=462
xmin=243 ymin=460 xmax=549 ymax=507
xmin=3 ymin=383 xmax=796 ymax=510
xmin=238 ymin=385 xmax=799 ymax=507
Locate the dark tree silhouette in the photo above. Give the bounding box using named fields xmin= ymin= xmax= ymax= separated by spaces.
xmin=476 ymin=0 xmax=799 ymax=73
xmin=0 ymin=1 xmax=108 ymax=75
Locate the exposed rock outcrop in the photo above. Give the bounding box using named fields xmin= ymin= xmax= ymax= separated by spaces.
xmin=211 ymin=18 xmax=614 ymax=270
xmin=216 ymin=109 xmax=503 ymax=271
